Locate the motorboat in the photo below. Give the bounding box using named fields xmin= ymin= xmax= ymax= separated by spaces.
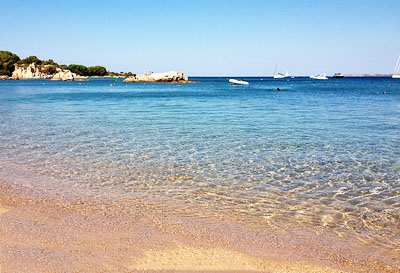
xmin=310 ymin=73 xmax=328 ymax=80
xmin=229 ymin=79 xmax=249 ymax=85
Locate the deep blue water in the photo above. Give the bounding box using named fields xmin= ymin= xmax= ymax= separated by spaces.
xmin=1 ymin=77 xmax=399 ymax=249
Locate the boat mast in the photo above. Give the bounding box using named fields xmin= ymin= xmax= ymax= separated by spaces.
xmin=394 ymin=56 xmax=400 ymax=75
xmin=273 ymin=60 xmax=278 ymax=76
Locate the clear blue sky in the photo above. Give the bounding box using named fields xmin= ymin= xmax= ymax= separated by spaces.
xmin=1 ymin=0 xmax=399 ymax=76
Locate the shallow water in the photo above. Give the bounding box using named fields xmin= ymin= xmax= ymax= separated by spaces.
xmin=1 ymin=77 xmax=399 ymax=263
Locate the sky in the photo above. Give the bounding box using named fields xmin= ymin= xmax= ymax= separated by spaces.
xmin=1 ymin=0 xmax=400 ymax=76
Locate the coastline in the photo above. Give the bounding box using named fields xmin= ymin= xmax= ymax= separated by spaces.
xmin=1 ymin=176 xmax=398 ymax=273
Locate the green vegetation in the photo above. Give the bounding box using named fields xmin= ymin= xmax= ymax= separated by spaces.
xmin=66 ymin=64 xmax=108 ymax=77
xmin=0 ymin=50 xmax=20 ymax=76
xmin=68 ymin=64 xmax=89 ymax=76
xmin=41 ymin=65 xmax=58 ymax=75
xmin=18 ymin=55 xmax=42 ymax=66
xmin=0 ymin=50 xmax=118 ymax=77
xmin=42 ymin=59 xmax=58 ymax=66
xmin=88 ymin=66 xmax=107 ymax=76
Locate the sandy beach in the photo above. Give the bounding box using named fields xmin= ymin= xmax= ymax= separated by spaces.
xmin=1 ymin=176 xmax=398 ymax=273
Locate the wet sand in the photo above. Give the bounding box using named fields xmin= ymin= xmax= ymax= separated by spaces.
xmin=0 ymin=178 xmax=399 ymax=273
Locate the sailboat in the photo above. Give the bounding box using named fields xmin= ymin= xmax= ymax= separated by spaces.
xmin=392 ymin=56 xmax=400 ymax=79
xmin=273 ymin=61 xmax=289 ymax=79
xmin=274 ymin=70 xmax=289 ymax=79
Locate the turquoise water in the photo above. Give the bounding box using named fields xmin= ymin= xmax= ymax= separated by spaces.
xmin=1 ymin=77 xmax=399 ymax=256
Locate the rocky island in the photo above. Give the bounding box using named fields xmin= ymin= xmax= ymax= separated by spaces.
xmin=0 ymin=50 xmax=108 ymax=80
xmin=12 ymin=63 xmax=88 ymax=81
xmin=123 ymin=71 xmax=190 ymax=83
xmin=1 ymin=50 xmax=191 ymax=82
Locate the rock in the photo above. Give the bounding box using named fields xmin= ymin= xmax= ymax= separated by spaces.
xmin=12 ymin=63 xmax=52 ymax=79
xmin=62 ymin=70 xmax=74 ymax=81
xmin=11 ymin=63 xmax=86 ymax=81
xmin=51 ymin=68 xmax=88 ymax=81
xmin=51 ymin=69 xmax=69 ymax=81
xmin=123 ymin=71 xmax=190 ymax=83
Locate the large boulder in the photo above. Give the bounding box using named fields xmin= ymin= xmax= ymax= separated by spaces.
xmin=51 ymin=69 xmax=88 ymax=81
xmin=123 ymin=71 xmax=189 ymax=83
xmin=51 ymin=69 xmax=73 ymax=81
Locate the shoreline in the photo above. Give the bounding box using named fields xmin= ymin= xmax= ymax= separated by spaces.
xmin=1 ymin=74 xmax=398 ymax=81
xmin=1 ymin=176 xmax=398 ymax=273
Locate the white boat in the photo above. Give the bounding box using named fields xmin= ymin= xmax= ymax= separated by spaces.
xmin=392 ymin=56 xmax=400 ymax=78
xmin=273 ymin=70 xmax=289 ymax=79
xmin=229 ymin=78 xmax=249 ymax=85
xmin=310 ymin=73 xmax=328 ymax=80
xmin=273 ymin=61 xmax=289 ymax=79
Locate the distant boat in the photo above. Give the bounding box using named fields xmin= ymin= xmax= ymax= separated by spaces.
xmin=273 ymin=61 xmax=289 ymax=79
xmin=392 ymin=56 xmax=400 ymax=79
xmin=332 ymin=73 xmax=344 ymax=78
xmin=310 ymin=73 xmax=328 ymax=80
xmin=229 ymin=79 xmax=249 ymax=85
xmin=274 ymin=70 xmax=289 ymax=79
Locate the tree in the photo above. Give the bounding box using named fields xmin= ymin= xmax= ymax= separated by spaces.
xmin=0 ymin=50 xmax=111 ymax=77
xmin=68 ymin=64 xmax=89 ymax=76
xmin=41 ymin=65 xmax=58 ymax=75
xmin=88 ymin=66 xmax=107 ymax=76
xmin=0 ymin=50 xmax=20 ymax=76
xmin=19 ymin=55 xmax=42 ymax=65
xmin=42 ymin=59 xmax=58 ymax=66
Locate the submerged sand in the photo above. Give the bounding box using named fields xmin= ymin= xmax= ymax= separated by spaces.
xmin=0 ymin=179 xmax=398 ymax=273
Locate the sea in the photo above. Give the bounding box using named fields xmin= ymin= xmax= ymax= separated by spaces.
xmin=1 ymin=77 xmax=399 ymax=265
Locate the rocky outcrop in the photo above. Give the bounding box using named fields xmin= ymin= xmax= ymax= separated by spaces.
xmin=12 ymin=63 xmax=53 ymax=79
xmin=11 ymin=62 xmax=88 ymax=81
xmin=51 ymin=69 xmax=88 ymax=81
xmin=51 ymin=68 xmax=89 ymax=81
xmin=123 ymin=71 xmax=189 ymax=83
xmin=51 ymin=70 xmax=74 ymax=81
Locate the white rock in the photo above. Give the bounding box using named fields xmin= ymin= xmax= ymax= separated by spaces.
xmin=123 ymin=71 xmax=189 ymax=83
